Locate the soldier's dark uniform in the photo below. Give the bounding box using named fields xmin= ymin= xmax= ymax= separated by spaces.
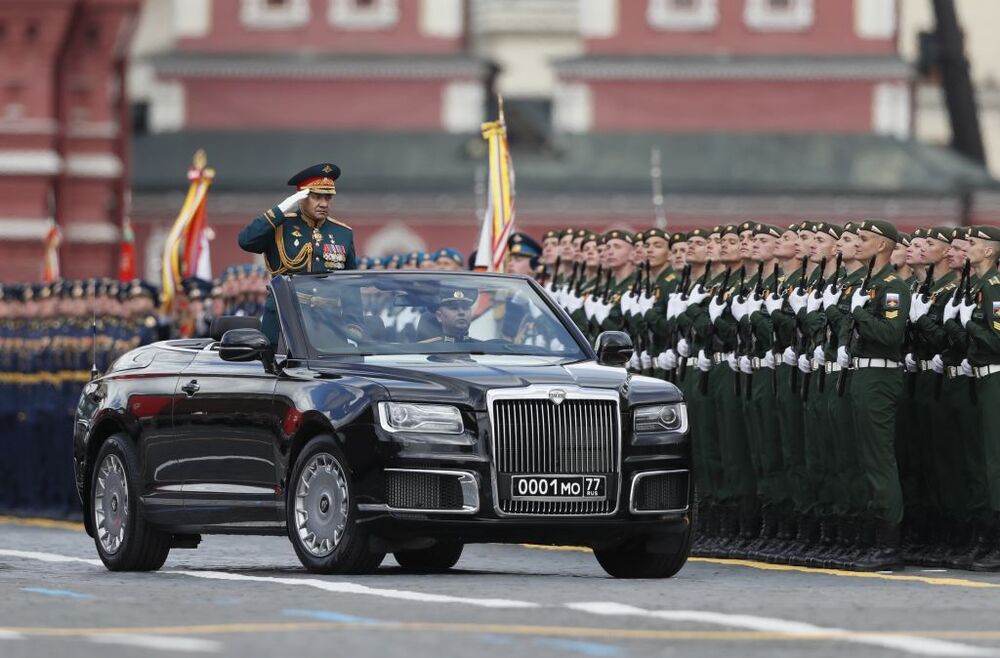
xmin=238 ymin=163 xmax=356 ymax=347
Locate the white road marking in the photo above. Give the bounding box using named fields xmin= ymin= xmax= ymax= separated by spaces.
xmin=172 ymin=570 xmax=539 ymax=608
xmin=0 ymin=630 xmax=25 ymax=640
xmin=0 ymin=549 xmax=537 ymax=609
xmin=89 ymin=633 xmax=221 ymax=652
xmin=567 ymin=602 xmax=999 ymax=657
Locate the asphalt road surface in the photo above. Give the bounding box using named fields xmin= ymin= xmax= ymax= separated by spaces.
xmin=2 ymin=517 xmax=1000 ymax=658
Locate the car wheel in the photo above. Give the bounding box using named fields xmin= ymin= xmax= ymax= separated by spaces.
xmin=287 ymin=435 xmax=385 ymax=574
xmin=394 ymin=541 xmax=463 ymax=572
xmin=90 ymin=434 xmax=171 ymax=571
xmin=593 ymin=528 xmax=691 ymax=579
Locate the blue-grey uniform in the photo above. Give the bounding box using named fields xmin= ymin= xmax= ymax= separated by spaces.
xmin=237 ymin=163 xmax=356 ymax=346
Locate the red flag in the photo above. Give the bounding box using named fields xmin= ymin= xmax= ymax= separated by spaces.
xmin=118 ymin=217 xmax=136 ymax=282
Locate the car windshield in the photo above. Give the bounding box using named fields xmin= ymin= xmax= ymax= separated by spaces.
xmin=289 ymin=272 xmax=587 ymax=360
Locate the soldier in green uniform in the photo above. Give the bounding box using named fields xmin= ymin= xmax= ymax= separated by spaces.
xmin=238 ymin=163 xmax=356 ymax=347
xmin=839 ymin=219 xmax=910 ymax=571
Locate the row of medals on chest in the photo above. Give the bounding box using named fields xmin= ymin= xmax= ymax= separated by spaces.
xmin=292 ymin=226 xmax=346 ymax=264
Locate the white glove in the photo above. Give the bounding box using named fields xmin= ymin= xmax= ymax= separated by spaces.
xmin=664 ymin=349 xmax=678 ymax=370
xmin=746 ymin=295 xmax=764 ymax=317
xmin=686 ymin=285 xmax=709 ymax=307
xmin=782 ymin=346 xmax=797 ymax=366
xmin=788 ymin=288 xmax=809 ymax=314
xmin=665 ymin=293 xmax=680 ymax=320
xmin=850 ymin=288 xmax=870 ymax=313
xmin=837 ymin=345 xmax=850 ymax=368
xmin=550 ymin=338 xmax=565 ymax=352
xmin=813 ymin=345 xmax=825 ymax=365
xmin=961 ymin=358 xmax=974 ymax=378
xmin=909 ymin=294 xmax=931 ymax=323
xmin=709 ymin=296 xmax=727 ymax=323
xmin=622 ymin=292 xmax=637 ymax=316
xmin=565 ymin=294 xmax=584 ymax=314
xmin=943 ymin=297 xmax=961 ymax=322
xmin=727 ymin=353 xmax=738 ymax=372
xmin=696 ymin=349 xmax=712 ymax=372
xmin=638 ymin=292 xmax=655 ymax=314
xmin=822 ymin=285 xmax=842 ymax=309
xmin=731 ymin=295 xmax=748 ymax=322
xmin=904 ymin=353 xmax=918 ymax=373
xmin=593 ymin=301 xmax=612 ymax=324
xmin=764 ymin=293 xmax=783 ymax=314
xmin=277 ymin=188 xmax=309 ymax=212
xmin=798 ymin=354 xmax=811 ymax=374
xmin=639 ymin=351 xmax=651 ymax=370
xmin=763 ymin=351 xmax=776 ymax=369
xmin=959 ymin=300 xmax=976 ymax=327
xmin=657 ymin=350 xmax=675 ymax=371
xmin=930 ymin=354 xmax=945 ymax=374
xmin=806 ymin=290 xmax=823 ymax=314
xmin=583 ymin=296 xmax=596 ymax=321
xmin=677 ymin=338 xmax=691 ymax=358
xmin=740 ymin=355 xmax=753 ymax=374
xmin=628 ymin=353 xmax=641 ymax=370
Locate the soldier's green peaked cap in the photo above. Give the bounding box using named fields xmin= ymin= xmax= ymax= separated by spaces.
xmin=969 ymin=225 xmax=1000 ymax=242
xmin=927 ymin=226 xmax=952 ymax=243
xmin=859 ymin=219 xmax=899 ymax=243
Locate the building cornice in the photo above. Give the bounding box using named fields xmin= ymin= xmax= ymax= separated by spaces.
xmin=555 ymin=55 xmax=912 ymax=81
xmin=151 ymin=52 xmax=488 ymax=80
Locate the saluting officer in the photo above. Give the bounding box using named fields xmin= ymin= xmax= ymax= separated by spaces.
xmin=238 ymin=163 xmax=356 ymax=346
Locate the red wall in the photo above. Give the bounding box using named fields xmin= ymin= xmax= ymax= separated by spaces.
xmin=586 ymin=0 xmax=896 ymax=56
xmin=587 ymin=79 xmax=878 ymax=132
xmin=181 ymin=78 xmax=452 ymax=130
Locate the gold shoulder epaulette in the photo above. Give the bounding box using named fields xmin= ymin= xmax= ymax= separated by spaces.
xmin=665 ymin=273 xmax=677 ymax=281
xmin=989 ymin=276 xmax=1000 ymax=286
xmin=884 ymin=274 xmax=897 ymax=282
xmin=327 ymin=218 xmax=352 ymax=230
xmin=284 ymin=211 xmax=298 ymax=218
xmin=265 ymin=208 xmax=275 ymax=220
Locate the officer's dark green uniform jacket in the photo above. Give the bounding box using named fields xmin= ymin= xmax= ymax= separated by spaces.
xmin=839 ymin=264 xmax=910 ymax=359
xmin=238 ymin=204 xmax=356 ymax=346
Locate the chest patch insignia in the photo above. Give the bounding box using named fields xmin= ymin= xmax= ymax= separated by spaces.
xmin=885 ymin=293 xmax=899 ymax=309
xmin=885 ymin=310 xmax=898 ymax=319
xmin=993 ymin=301 xmax=1000 ymax=318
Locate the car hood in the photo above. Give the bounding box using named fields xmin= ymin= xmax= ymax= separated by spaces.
xmin=309 ymin=354 xmax=679 ymax=409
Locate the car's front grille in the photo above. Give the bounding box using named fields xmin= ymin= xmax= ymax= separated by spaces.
xmin=632 ymin=471 xmax=689 ymax=513
xmin=490 ymin=396 xmax=620 ymax=516
xmin=385 ymin=471 xmax=464 ymax=511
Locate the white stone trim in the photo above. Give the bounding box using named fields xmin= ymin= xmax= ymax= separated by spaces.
xmin=854 ymin=0 xmax=895 ymax=39
xmin=579 ymin=0 xmax=618 ymax=38
xmin=173 ymin=0 xmax=212 ymax=37
xmin=64 ymin=222 xmax=121 ymax=244
xmin=647 ymin=0 xmax=719 ymax=32
xmin=744 ymin=0 xmax=814 ymax=32
xmin=0 ymin=118 xmax=58 ymax=135
xmin=872 ymin=82 xmax=911 ymax=139
xmin=149 ymin=79 xmax=186 ymax=133
xmin=0 ymin=218 xmax=55 ymax=241
xmin=328 ymin=0 xmax=399 ymax=30
xmin=65 ymin=153 xmax=124 ymax=179
xmin=65 ymin=121 xmax=119 ymax=139
xmin=553 ymin=82 xmax=592 ymax=134
xmin=240 ymin=0 xmax=310 ymax=30
xmin=420 ymin=0 xmax=463 ymax=38
xmin=442 ymin=82 xmax=485 ymax=133
xmin=0 ymin=150 xmax=61 ymax=175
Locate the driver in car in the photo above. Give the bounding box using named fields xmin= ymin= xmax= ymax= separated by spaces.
xmin=420 ymin=289 xmax=479 ymax=343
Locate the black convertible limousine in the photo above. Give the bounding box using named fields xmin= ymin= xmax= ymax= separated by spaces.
xmin=74 ymin=272 xmax=691 ymax=578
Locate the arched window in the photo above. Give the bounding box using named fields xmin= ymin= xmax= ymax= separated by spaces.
xmin=240 ymin=0 xmax=310 ymax=30
xmin=647 ymin=0 xmax=719 ymax=32
xmin=328 ymin=0 xmax=399 ymax=30
xmin=744 ymin=0 xmax=814 ymax=32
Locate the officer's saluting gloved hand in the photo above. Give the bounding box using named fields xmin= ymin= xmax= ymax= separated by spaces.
xmin=909 ymin=293 xmax=932 ymax=322
xmin=278 ymin=189 xmax=309 ymax=213
xmin=850 ymin=287 xmax=870 ymax=312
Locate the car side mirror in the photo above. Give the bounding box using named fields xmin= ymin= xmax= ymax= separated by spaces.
xmin=220 ymin=328 xmax=274 ymax=369
xmin=595 ymin=331 xmax=634 ymax=367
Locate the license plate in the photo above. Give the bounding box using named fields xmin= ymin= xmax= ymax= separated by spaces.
xmin=510 ymin=475 xmax=606 ymax=501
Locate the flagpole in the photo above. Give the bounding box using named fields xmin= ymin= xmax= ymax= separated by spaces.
xmin=650 ymin=146 xmax=667 ymax=230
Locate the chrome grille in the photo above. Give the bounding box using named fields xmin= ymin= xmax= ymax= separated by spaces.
xmin=490 ymin=393 xmax=620 ymax=516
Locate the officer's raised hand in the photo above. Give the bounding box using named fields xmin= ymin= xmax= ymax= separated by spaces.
xmin=278 ymin=189 xmax=309 ymax=213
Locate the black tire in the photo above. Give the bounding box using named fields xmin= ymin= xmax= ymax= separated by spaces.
xmin=394 ymin=541 xmax=464 ymax=572
xmin=90 ymin=434 xmax=170 ymax=571
xmin=286 ymin=435 xmax=385 ymax=574
xmin=593 ymin=528 xmax=691 ymax=579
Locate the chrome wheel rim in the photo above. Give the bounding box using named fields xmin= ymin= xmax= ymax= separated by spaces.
xmin=93 ymin=454 xmax=128 ymax=555
xmin=294 ymin=452 xmax=348 ymax=557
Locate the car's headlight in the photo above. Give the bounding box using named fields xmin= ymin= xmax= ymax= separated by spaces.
xmin=378 ymin=402 xmax=465 ymax=436
xmin=633 ymin=403 xmax=687 ymax=439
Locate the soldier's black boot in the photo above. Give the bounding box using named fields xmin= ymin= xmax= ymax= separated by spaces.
xmin=747 ymin=511 xmax=778 ymax=561
xmin=713 ymin=507 xmax=741 ymax=558
xmin=690 ymin=501 xmax=710 ymax=555
xmin=970 ymin=525 xmax=1000 ymax=572
xmin=700 ymin=505 xmax=725 ymax=558
xmin=805 ymin=517 xmax=838 ymax=568
xmin=852 ymin=521 xmax=905 ymax=572
xmin=826 ymin=518 xmax=857 ymax=569
xmin=948 ymin=524 xmax=992 ymax=570
xmin=787 ymin=514 xmax=819 ymax=567
xmin=765 ymin=514 xmax=797 ymax=564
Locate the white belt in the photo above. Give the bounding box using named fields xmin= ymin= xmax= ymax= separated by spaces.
xmin=712 ymin=353 xmax=726 ymax=365
xmin=685 ymin=356 xmax=698 ymax=367
xmin=918 ymin=360 xmax=933 ymax=372
xmin=975 ymin=365 xmax=1000 ymax=379
xmin=852 ymin=358 xmax=900 ymax=369
xmin=825 ymin=363 xmax=842 ymax=373
xmin=750 ymin=357 xmax=771 ymax=370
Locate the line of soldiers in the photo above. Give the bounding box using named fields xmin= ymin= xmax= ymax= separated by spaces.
xmin=531 ymin=221 xmax=1000 ymax=572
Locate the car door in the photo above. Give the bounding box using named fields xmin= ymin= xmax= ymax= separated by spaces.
xmin=171 ymin=346 xmax=281 ymax=526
